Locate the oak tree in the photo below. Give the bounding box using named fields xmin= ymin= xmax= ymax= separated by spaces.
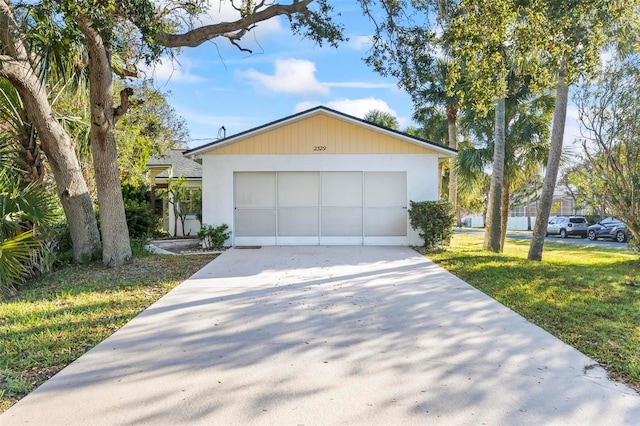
xmin=0 ymin=0 xmax=343 ymax=266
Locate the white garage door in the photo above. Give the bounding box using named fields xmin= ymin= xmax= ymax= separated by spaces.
xmin=234 ymin=172 xmax=407 ymax=246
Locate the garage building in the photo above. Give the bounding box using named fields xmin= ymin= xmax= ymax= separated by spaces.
xmin=187 ymin=106 xmax=457 ymax=246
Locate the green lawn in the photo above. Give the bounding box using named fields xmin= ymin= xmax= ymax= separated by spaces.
xmin=428 ymin=233 xmax=640 ymax=392
xmin=0 ymin=254 xmax=218 ymax=413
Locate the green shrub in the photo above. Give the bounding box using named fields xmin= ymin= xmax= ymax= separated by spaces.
xmin=408 ymin=200 xmax=455 ymax=250
xmin=124 ymin=199 xmax=153 ymax=238
xmin=198 ymin=224 xmax=231 ymax=249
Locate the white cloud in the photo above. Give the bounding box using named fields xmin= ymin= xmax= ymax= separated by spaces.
xmin=241 ymin=59 xmax=330 ymax=96
xmin=141 ymin=57 xmax=204 ymax=84
xmin=349 ymin=35 xmax=373 ymax=50
xmin=294 ymin=97 xmax=397 ymax=118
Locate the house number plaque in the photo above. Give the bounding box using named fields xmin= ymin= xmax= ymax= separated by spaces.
xmin=313 ymin=146 xmax=327 ymax=151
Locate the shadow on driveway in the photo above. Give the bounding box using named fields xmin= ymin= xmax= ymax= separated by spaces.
xmin=2 ymin=246 xmax=639 ymax=425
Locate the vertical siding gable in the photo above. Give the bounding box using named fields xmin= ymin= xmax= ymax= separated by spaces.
xmin=206 ymin=114 xmax=436 ymax=155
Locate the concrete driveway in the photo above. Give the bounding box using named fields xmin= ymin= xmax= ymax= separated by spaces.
xmin=2 ymin=246 xmax=639 ymax=425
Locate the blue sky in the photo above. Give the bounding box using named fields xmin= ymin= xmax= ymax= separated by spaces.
xmin=142 ymin=1 xmax=582 ymax=151
xmin=143 ymin=2 xmax=415 ymax=148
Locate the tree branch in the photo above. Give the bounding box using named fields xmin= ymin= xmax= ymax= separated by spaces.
xmin=224 ymin=26 xmax=256 ymax=53
xmin=113 ymin=65 xmax=140 ymax=79
xmin=113 ymin=87 xmax=143 ymax=124
xmin=155 ymin=0 xmax=313 ymax=48
xmin=0 ymin=0 xmax=38 ymax=69
xmin=76 ymin=16 xmax=109 ymax=71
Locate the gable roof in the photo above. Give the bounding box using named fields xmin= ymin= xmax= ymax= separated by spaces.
xmin=186 ymin=106 xmax=457 ymax=159
xmin=147 ymin=149 xmax=202 ymax=180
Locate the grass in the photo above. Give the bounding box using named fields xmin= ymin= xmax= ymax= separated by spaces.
xmin=0 ymin=253 xmax=218 ymax=413
xmin=427 ymin=233 xmax=640 ymax=392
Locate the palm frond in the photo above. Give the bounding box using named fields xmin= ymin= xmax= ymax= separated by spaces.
xmin=0 ymin=230 xmax=42 ymax=289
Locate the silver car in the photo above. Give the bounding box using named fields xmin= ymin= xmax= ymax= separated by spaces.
xmin=546 ymin=216 xmax=588 ymax=238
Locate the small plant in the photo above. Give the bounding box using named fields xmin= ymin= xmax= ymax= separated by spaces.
xmin=130 ymin=237 xmax=152 ymax=257
xmin=197 ymin=224 xmax=231 ymax=249
xmin=408 ymin=200 xmax=455 ymax=250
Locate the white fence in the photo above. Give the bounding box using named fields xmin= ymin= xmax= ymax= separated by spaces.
xmin=464 ymin=214 xmax=538 ymax=231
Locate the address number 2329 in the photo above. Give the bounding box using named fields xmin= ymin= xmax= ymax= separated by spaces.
xmin=313 ymin=146 xmax=327 ymax=151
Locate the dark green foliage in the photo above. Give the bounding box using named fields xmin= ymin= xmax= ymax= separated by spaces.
xmin=50 ymin=222 xmax=74 ymax=266
xmin=124 ymin=199 xmax=152 ymax=238
xmin=121 ymin=183 xmax=150 ymax=203
xmin=408 ymin=200 xmax=455 ymax=249
xmin=290 ymin=0 xmax=344 ymax=48
xmin=121 ymin=184 xmax=156 ymax=238
xmin=197 ymin=224 xmax=231 ymax=249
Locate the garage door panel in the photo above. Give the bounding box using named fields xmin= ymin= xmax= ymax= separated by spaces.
xmin=278 ymin=207 xmax=319 ymax=236
xmin=364 ymin=207 xmax=407 ymax=236
xmin=235 ymin=172 xmax=276 ymax=208
xmin=364 ymin=172 xmax=407 ymax=237
xmin=235 ymin=209 xmax=276 ymax=236
xmin=322 ymin=172 xmax=362 ymax=207
xmin=321 ymin=207 xmax=362 ymax=236
xmin=278 ymin=172 xmax=319 ymax=207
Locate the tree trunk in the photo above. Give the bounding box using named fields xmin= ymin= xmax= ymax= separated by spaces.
xmin=14 ymin=79 xmax=102 ymax=261
xmin=17 ymin=123 xmax=45 ymax=182
xmin=500 ymin=176 xmax=510 ymax=251
xmin=80 ymin=18 xmax=132 ymax=267
xmin=529 ymin=62 xmax=569 ymax=261
xmin=0 ymin=0 xmax=101 ymax=261
xmin=446 ymin=104 xmax=459 ymax=224
xmin=484 ymin=98 xmax=506 ymax=252
xmin=527 ymin=194 xmax=532 ymax=231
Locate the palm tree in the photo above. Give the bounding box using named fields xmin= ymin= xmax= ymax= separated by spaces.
xmin=0 ymin=167 xmax=57 ymax=290
xmin=457 ymin=90 xmax=555 ymax=250
xmin=411 ymin=106 xmax=451 ymax=198
xmin=363 ymin=110 xmax=400 ymax=130
xmin=411 ymin=59 xmax=461 ymax=212
xmin=0 ymin=77 xmax=77 ymax=290
xmin=0 ymin=78 xmax=44 ymax=182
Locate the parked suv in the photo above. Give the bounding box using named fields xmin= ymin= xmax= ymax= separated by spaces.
xmin=546 ymin=216 xmax=588 ymax=238
xmin=587 ymin=217 xmax=629 ymax=243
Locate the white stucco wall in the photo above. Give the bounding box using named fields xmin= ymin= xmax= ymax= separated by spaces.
xmin=201 ymin=154 xmax=441 ymax=246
